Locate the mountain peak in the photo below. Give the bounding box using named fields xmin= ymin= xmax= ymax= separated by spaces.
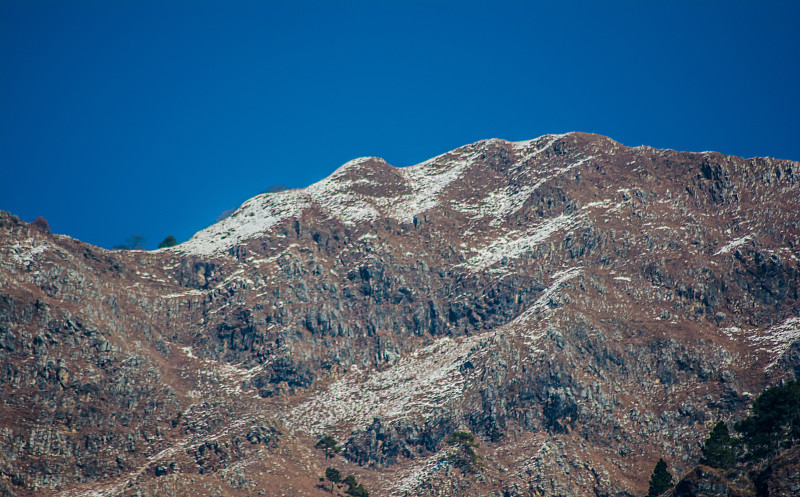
xmin=175 ymin=133 xmax=610 ymax=256
xmin=329 ymin=156 xmax=392 ymax=179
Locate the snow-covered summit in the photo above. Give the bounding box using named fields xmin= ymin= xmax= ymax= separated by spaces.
xmin=173 ymin=133 xmax=593 ymax=257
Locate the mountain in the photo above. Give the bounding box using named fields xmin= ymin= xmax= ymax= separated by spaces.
xmin=1 ymin=132 xmax=798 ymax=497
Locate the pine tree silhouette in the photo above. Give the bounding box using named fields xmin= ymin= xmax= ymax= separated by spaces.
xmin=647 ymin=458 xmax=673 ymax=496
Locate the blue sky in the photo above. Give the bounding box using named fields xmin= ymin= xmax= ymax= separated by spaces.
xmin=2 ymin=1 xmax=799 ymax=249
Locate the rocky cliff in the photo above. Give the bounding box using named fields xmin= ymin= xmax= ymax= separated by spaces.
xmin=1 ymin=132 xmax=798 ymax=497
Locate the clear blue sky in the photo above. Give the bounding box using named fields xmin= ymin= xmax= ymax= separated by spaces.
xmin=2 ymin=1 xmax=799 ymax=249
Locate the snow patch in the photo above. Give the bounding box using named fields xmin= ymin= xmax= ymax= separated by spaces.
xmin=452 ymin=156 xmax=593 ymax=224
xmin=715 ymin=235 xmax=753 ymax=255
xmin=5 ymin=239 xmax=48 ymax=267
xmin=180 ymin=346 xmax=267 ymax=394
xmin=721 ymin=318 xmax=800 ymax=370
xmin=461 ymin=213 xmax=578 ymax=272
xmin=533 ymin=268 xmax=581 ymax=312
xmin=174 ymin=189 xmax=311 ymax=256
xmin=513 ymin=133 xmax=566 ymax=155
xmin=721 ymin=326 xmax=743 ymax=340
xmin=481 ymin=267 xmax=582 ymax=353
xmin=288 ymin=334 xmax=485 ymax=434
xmin=174 ymin=147 xmax=483 ymax=256
xmin=386 ymin=150 xmax=481 ymax=223
xmin=162 ymin=289 xmax=206 ymax=299
xmin=750 ymin=317 xmax=800 ymax=370
xmin=391 ymin=454 xmax=449 ymax=494
xmin=584 ymin=199 xmax=613 ymax=209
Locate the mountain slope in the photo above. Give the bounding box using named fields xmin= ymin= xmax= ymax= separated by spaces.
xmin=1 ymin=132 xmax=798 ymax=497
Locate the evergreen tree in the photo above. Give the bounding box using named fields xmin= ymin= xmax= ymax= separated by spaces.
xmin=647 ymin=458 xmax=673 ymax=497
xmin=700 ymin=421 xmax=736 ymax=470
xmin=735 ymin=378 xmax=800 ymax=460
xmin=316 ymin=434 xmax=341 ymax=459
xmin=343 ymin=475 xmax=369 ymax=497
xmin=443 ymin=431 xmax=482 ymax=473
xmin=158 ymin=235 xmax=178 ymax=248
xmin=113 ymin=234 xmax=147 ymax=250
xmin=346 ymin=483 xmax=369 ymax=497
xmin=325 ymin=467 xmax=341 ymax=493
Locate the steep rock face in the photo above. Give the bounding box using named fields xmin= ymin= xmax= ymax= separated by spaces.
xmin=1 ymin=132 xmax=799 ymax=497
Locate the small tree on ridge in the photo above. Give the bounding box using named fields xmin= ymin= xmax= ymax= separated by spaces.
xmin=158 ymin=235 xmax=178 ymax=248
xmin=316 ymin=434 xmax=341 ymax=459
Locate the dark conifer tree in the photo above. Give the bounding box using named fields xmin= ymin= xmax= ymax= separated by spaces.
xmin=316 ymin=434 xmax=341 ymax=459
xmin=443 ymin=431 xmax=482 ymax=473
xmin=158 ymin=235 xmax=178 ymax=248
xmin=343 ymin=475 xmax=369 ymax=497
xmin=325 ymin=467 xmax=341 ymax=493
xmin=700 ymin=421 xmax=736 ymax=469
xmin=647 ymin=458 xmax=673 ymax=497
xmin=735 ymin=378 xmax=800 ymax=460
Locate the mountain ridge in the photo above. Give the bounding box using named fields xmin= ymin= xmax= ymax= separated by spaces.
xmin=1 ymin=132 xmax=798 ymax=497
xmin=172 ymin=132 xmax=606 ymax=256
